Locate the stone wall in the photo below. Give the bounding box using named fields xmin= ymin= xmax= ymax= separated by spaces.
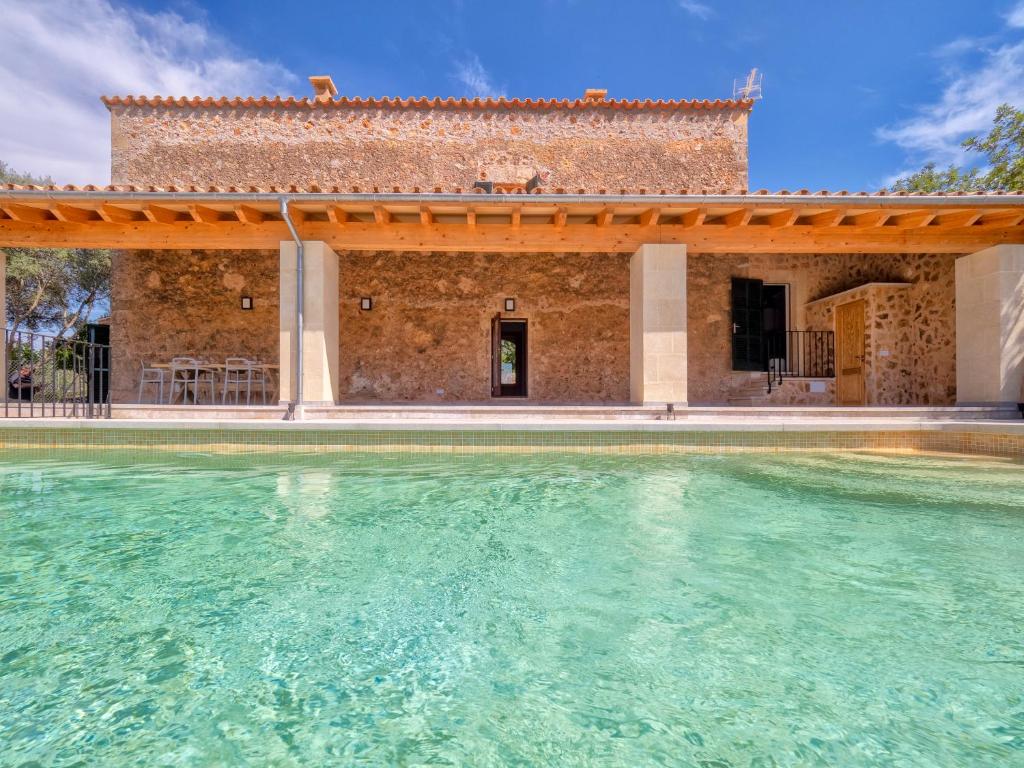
xmin=806 ymin=284 xmax=916 ymax=406
xmin=686 ymin=252 xmax=958 ymax=405
xmin=110 ymin=249 xmax=279 ymax=402
xmin=109 ymin=248 xmax=958 ymax=406
xmin=108 ymin=102 xmax=749 ymax=191
xmin=337 ymin=251 xmax=630 ymax=402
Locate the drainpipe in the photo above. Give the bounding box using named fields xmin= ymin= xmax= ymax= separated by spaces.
xmin=280 ymin=198 xmax=303 ymax=419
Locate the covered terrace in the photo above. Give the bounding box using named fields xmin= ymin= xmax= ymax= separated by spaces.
xmin=2 ymin=185 xmax=1024 ymax=419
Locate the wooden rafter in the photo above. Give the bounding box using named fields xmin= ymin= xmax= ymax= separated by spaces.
xmin=723 ymin=208 xmax=753 ymax=228
xmin=234 ymin=205 xmax=265 ymax=225
xmin=1 ymin=196 xmax=1022 ymax=254
xmin=850 ymin=211 xmax=891 ymax=228
xmin=680 ymin=209 xmax=706 ymax=228
xmin=808 ymin=209 xmax=845 ymax=228
xmin=639 ymin=208 xmax=661 ymax=227
xmin=52 ymin=204 xmax=94 ymax=223
xmin=934 ymin=211 xmax=983 ymax=228
xmin=769 ymin=209 xmax=798 ymax=228
xmin=97 ymin=204 xmax=138 ymax=223
xmin=187 ymin=204 xmax=221 ymax=224
xmin=1 ymin=203 xmax=50 ymax=222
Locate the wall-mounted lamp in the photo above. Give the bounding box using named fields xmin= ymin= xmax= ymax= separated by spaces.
xmin=360 ymin=297 xmax=373 ymax=311
xmin=504 ymin=298 xmax=516 ymax=312
xmin=240 ymin=296 xmax=253 ymax=310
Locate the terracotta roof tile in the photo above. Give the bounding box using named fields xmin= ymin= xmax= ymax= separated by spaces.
xmin=101 ymin=94 xmax=754 ymax=112
xmin=2 ymin=183 xmax=1023 ymax=196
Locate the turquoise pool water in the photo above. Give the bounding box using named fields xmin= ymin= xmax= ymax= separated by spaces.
xmin=1 ymin=450 xmax=1022 ymax=766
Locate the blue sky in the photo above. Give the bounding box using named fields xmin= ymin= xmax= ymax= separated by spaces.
xmin=2 ymin=0 xmax=1024 ymax=189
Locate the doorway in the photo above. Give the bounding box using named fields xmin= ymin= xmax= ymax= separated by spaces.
xmin=731 ymin=278 xmax=790 ymax=371
xmin=491 ymin=317 xmax=528 ymax=397
xmin=835 ymin=299 xmax=866 ymax=405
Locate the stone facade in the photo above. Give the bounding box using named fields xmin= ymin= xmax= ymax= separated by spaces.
xmin=108 ymin=102 xmax=749 ymax=191
xmin=337 ymin=251 xmax=630 ymax=402
xmin=110 ymin=249 xmax=280 ymax=403
xmin=686 ymin=252 xmax=958 ymax=405
xmin=110 ymin=247 xmax=957 ymax=406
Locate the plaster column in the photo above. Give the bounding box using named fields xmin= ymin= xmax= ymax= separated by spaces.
xmin=629 ymin=244 xmax=688 ymax=405
xmin=279 ymin=241 xmax=340 ymax=405
xmin=1 ymin=251 xmax=6 ymax=402
xmin=955 ymin=244 xmax=1024 ymax=405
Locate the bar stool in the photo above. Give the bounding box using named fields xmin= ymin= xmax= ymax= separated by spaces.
xmin=169 ymin=357 xmax=215 ymax=404
xmin=221 ymin=358 xmax=267 ymax=405
xmin=137 ymin=361 xmax=167 ymax=403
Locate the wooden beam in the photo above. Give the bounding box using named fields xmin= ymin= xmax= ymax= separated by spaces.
xmin=373 ymin=206 xmax=391 ymax=225
xmin=723 ymin=208 xmax=753 ymax=228
xmin=466 ymin=209 xmax=476 ymax=229
xmin=680 ymin=209 xmax=706 ymax=228
xmin=809 ymin=209 xmax=845 ymax=228
xmin=234 ymin=205 xmax=265 ymax=225
xmin=187 ymin=205 xmax=222 ymax=224
xmin=850 ymin=211 xmax=891 ymax=228
xmin=976 ymin=209 xmax=1024 ymax=228
xmin=934 ymin=210 xmax=983 ymax=228
xmin=639 ymin=208 xmax=661 ymax=227
xmin=3 ymin=217 xmax=1019 ymax=253
xmin=510 ymin=207 xmax=521 ymax=228
xmin=51 ymin=204 xmax=94 ymax=223
xmin=769 ymin=209 xmax=798 ymax=228
xmin=326 ymin=205 xmax=349 ymax=225
xmin=418 ymin=207 xmax=433 ymax=226
xmin=97 ymin=204 xmax=138 ymax=223
xmin=889 ymin=211 xmax=936 ymax=229
xmin=553 ymin=208 xmax=567 ymax=228
xmin=1 ymin=204 xmax=51 ymax=223
xmin=595 ymin=208 xmax=613 ymax=227
xmin=142 ymin=204 xmax=180 ymax=224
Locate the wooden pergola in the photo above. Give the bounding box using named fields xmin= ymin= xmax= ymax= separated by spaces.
xmin=1 ymin=188 xmax=1023 ymax=253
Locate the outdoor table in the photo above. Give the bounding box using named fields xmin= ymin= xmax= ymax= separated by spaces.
xmin=152 ymin=362 xmax=280 ymax=404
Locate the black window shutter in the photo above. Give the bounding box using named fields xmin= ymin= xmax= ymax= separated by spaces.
xmin=731 ymin=277 xmax=765 ymax=371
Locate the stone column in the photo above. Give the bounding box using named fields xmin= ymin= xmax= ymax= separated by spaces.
xmin=279 ymin=241 xmax=340 ymax=406
xmin=955 ymin=244 xmax=1024 ymax=405
xmin=629 ymin=244 xmax=688 ymax=405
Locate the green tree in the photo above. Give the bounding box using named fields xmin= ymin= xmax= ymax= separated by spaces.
xmin=2 ymin=162 xmax=111 ymax=338
xmin=890 ymin=162 xmax=981 ymax=193
xmin=891 ymin=103 xmax=1023 ymax=192
xmin=963 ymin=103 xmax=1024 ymax=190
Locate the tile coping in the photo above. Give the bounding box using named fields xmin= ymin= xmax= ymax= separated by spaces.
xmin=2 ymin=417 xmax=1023 ymax=435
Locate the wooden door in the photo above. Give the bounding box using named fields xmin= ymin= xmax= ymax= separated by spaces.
xmin=835 ymin=299 xmax=866 ymax=406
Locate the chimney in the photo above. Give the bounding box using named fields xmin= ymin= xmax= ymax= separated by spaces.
xmin=583 ymin=88 xmax=608 ymax=103
xmin=309 ymin=75 xmax=338 ymax=102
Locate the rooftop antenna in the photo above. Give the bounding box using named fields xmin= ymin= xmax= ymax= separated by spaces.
xmin=733 ymin=68 xmax=763 ymax=101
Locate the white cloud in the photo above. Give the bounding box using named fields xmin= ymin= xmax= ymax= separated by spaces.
xmin=877 ymin=34 xmax=1024 ymax=173
xmin=0 ymin=0 xmax=297 ymax=185
xmin=1007 ymin=1 xmax=1024 ymax=28
xmin=451 ymin=53 xmax=503 ymax=97
xmin=678 ymin=0 xmax=713 ymax=20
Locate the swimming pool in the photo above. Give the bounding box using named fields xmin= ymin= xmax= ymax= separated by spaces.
xmin=1 ymin=450 xmax=1022 ymax=765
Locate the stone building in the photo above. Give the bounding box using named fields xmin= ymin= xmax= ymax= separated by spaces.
xmin=2 ymin=76 xmax=1023 ymax=409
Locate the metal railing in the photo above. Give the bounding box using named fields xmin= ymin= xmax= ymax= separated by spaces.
xmin=4 ymin=329 xmax=111 ymax=418
xmin=765 ymin=330 xmax=835 ymax=394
